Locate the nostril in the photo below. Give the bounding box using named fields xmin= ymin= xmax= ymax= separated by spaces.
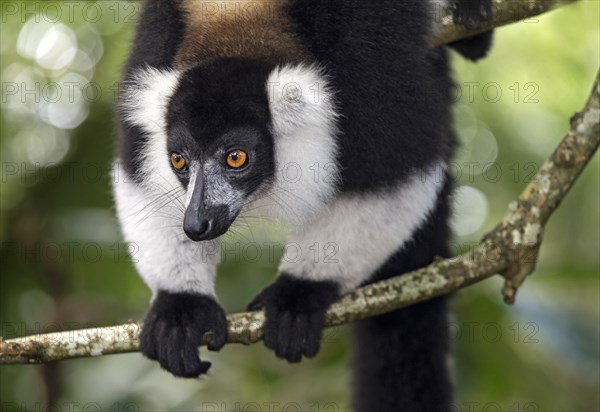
xmin=183 ymin=215 xmax=214 ymax=241
xmin=198 ymin=219 xmax=211 ymax=236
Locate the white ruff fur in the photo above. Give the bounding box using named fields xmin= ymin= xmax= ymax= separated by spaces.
xmin=116 ymin=68 xmax=219 ymax=296
xmin=120 ymin=67 xmax=183 ymax=193
xmin=279 ymin=163 xmax=448 ymax=292
xmin=245 ymin=64 xmax=340 ymax=225
xmin=113 ymin=164 xmax=219 ymax=296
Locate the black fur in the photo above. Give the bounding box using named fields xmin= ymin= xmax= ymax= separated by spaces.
xmin=166 ymin=59 xmax=277 ymax=239
xmin=166 ymin=59 xmax=276 ymax=196
xmin=289 ymin=0 xmax=454 ymax=192
xmin=140 ymin=291 xmax=227 ymax=378
xmin=449 ymin=0 xmax=495 ymax=61
xmin=118 ymin=0 xmax=494 ymax=407
xmin=118 ymin=0 xmax=186 ymax=181
xmin=449 ymin=31 xmax=494 ymax=61
xmin=247 ymin=275 xmax=341 ymax=363
xmin=451 ymin=0 xmax=492 ymax=30
xmin=353 ymin=177 xmax=454 ymax=412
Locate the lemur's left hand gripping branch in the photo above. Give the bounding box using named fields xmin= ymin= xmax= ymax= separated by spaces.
xmin=1 ymin=70 xmax=597 ymax=366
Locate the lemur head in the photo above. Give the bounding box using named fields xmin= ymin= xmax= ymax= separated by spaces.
xmin=166 ymin=59 xmax=276 ymax=241
xmin=122 ymin=59 xmax=340 ymax=242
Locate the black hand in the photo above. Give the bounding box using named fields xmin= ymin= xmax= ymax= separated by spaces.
xmin=452 ymin=0 xmax=493 ymax=30
xmin=140 ymin=291 xmax=227 ymax=378
xmin=248 ymin=274 xmax=340 ymax=363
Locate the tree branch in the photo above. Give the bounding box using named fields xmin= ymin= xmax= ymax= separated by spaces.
xmin=1 ymin=0 xmax=595 ymax=366
xmin=431 ymin=0 xmax=580 ymax=47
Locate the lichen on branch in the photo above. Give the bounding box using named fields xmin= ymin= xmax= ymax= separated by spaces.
xmin=431 ymin=0 xmax=580 ymax=46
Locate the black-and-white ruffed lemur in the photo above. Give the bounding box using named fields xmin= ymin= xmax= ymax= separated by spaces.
xmin=113 ymin=0 xmax=494 ymax=410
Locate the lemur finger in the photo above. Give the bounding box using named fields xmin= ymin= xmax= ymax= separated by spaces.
xmin=138 ymin=331 xmax=156 ymax=360
xmin=181 ymin=340 xmax=211 ymax=377
xmin=179 ymin=350 xmax=211 ymax=378
xmin=262 ymin=305 xmax=280 ymax=349
xmin=285 ymin=315 xmax=308 ymax=363
xmin=139 ymin=318 xmax=163 ymax=361
xmin=207 ymin=309 xmax=228 ymax=351
xmin=303 ymin=312 xmax=326 ymax=358
xmin=274 ymin=311 xmax=293 ymax=359
xmin=139 ymin=311 xmax=158 ymax=355
xmin=163 ymin=328 xmax=188 ymax=377
xmin=156 ymin=327 xmax=179 ymax=373
xmin=162 ymin=327 xmax=211 ymax=378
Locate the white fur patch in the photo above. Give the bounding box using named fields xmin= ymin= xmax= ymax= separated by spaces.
xmin=120 ymin=67 xmax=182 ymax=193
xmin=112 ymin=163 xmax=220 ymax=296
xmin=116 ymin=68 xmax=221 ymax=296
xmin=120 ymin=67 xmax=180 ymax=137
xmin=246 ymin=64 xmax=340 ymax=225
xmin=279 ymin=163 xmax=448 ymax=292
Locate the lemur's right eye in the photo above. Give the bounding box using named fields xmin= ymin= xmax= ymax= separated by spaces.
xmin=170 ymin=153 xmax=187 ymax=171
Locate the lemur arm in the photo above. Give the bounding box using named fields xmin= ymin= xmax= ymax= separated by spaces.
xmin=248 ymin=165 xmax=447 ymax=362
xmin=113 ymin=169 xmax=226 ymax=377
xmin=114 ymin=0 xmax=227 ymax=378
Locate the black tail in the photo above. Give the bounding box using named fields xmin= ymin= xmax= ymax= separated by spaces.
xmin=352 ymin=179 xmax=454 ymax=412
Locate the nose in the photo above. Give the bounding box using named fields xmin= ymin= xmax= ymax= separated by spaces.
xmin=183 ymin=214 xmax=213 ymax=242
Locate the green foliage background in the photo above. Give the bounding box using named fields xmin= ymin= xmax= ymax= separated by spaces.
xmin=1 ymin=1 xmax=598 ymax=411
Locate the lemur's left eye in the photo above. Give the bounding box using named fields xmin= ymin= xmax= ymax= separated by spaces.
xmin=170 ymin=152 xmax=187 ymax=171
xmin=226 ymin=150 xmax=248 ymax=169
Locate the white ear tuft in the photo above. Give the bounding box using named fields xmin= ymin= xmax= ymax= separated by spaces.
xmin=119 ymin=67 xmax=182 ymax=189
xmin=255 ymin=64 xmax=341 ymax=225
xmin=120 ymin=67 xmax=181 ymax=136
xmin=266 ymin=64 xmax=338 ymax=136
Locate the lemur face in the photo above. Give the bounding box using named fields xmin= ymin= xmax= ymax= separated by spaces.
xmin=120 ymin=59 xmax=339 ymax=241
xmin=166 ymin=60 xmax=276 ymax=241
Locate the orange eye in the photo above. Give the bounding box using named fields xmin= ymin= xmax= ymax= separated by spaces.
xmin=170 ymin=153 xmax=187 ymax=171
xmin=226 ymin=150 xmax=248 ymax=169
